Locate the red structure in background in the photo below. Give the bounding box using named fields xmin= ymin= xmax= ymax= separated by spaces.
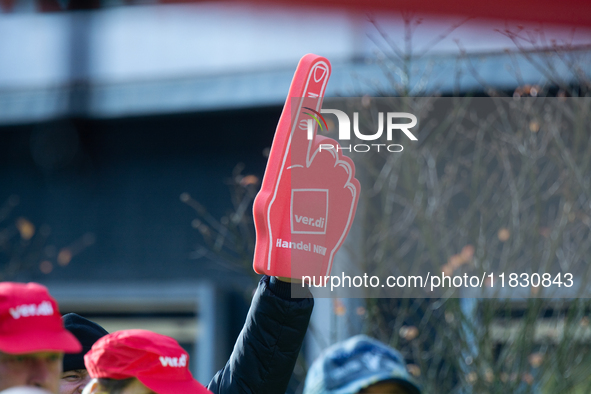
xmin=1 ymin=0 xmax=590 ymax=28
xmin=253 ymin=0 xmax=591 ymax=28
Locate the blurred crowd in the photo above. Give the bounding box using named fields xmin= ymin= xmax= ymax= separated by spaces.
xmin=0 ymin=280 xmax=420 ymax=394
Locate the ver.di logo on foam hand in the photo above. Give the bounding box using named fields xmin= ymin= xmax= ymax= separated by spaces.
xmin=291 ymin=189 xmax=328 ymax=235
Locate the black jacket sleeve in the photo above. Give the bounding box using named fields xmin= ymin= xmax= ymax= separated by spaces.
xmin=207 ymin=275 xmax=314 ymax=394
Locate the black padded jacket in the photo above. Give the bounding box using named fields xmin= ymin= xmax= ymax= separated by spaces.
xmin=207 ymin=275 xmax=314 ymax=394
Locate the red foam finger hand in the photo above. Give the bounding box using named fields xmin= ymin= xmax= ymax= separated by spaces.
xmin=253 ymin=54 xmax=360 ymax=280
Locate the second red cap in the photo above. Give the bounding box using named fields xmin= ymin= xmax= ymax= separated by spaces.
xmin=85 ymin=329 xmax=211 ymax=394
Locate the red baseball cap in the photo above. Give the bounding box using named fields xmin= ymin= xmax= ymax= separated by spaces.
xmin=0 ymin=282 xmax=82 ymax=354
xmin=85 ymin=329 xmax=211 ymax=394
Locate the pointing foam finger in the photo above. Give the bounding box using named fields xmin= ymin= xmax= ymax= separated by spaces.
xmin=282 ymin=55 xmax=331 ymax=167
xmin=257 ymin=54 xmax=331 ymax=206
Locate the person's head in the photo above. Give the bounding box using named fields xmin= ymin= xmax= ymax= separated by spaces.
xmin=81 ymin=378 xmax=153 ymax=394
xmin=60 ymin=314 xmax=109 ymax=394
xmin=0 ymin=282 xmax=81 ymax=393
xmin=303 ymin=335 xmax=421 ymax=394
xmin=82 ymin=329 xmax=211 ymax=394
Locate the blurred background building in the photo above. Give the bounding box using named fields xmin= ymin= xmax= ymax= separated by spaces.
xmin=1 ymin=0 xmax=591 ymax=392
